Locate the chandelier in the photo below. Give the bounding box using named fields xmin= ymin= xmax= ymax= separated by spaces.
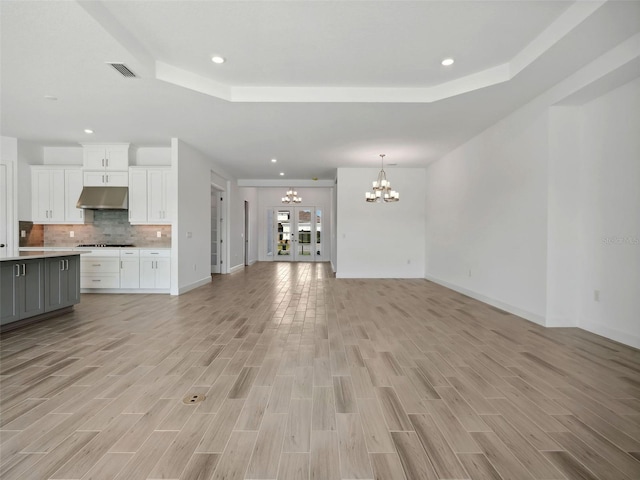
xmin=365 ymin=154 xmax=399 ymax=202
xmin=282 ymin=188 xmax=302 ymax=204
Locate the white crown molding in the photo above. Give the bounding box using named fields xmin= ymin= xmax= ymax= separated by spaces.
xmin=81 ymin=0 xmax=607 ymax=103
xmin=237 ymin=179 xmax=335 ymax=188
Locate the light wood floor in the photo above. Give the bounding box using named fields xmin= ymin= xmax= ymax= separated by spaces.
xmin=1 ymin=262 xmax=639 ymax=480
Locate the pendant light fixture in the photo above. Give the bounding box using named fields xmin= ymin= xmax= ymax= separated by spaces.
xmin=365 ymin=154 xmax=399 ymax=203
xmin=282 ymin=188 xmax=302 ymax=204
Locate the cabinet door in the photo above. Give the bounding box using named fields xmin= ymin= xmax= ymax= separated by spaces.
xmin=21 ymin=259 xmax=45 ymax=318
xmin=49 ymin=170 xmax=65 ymax=222
xmin=162 ymin=169 xmax=173 ymax=222
xmin=0 ymin=262 xmax=20 ymax=325
xmin=83 ymin=147 xmax=107 ymax=170
xmin=128 ymin=169 xmax=148 ymax=223
xmin=120 ymin=258 xmax=140 ymax=289
xmin=155 ymin=258 xmax=171 ymax=289
xmin=147 ymin=169 xmax=166 ymax=222
xmin=45 ymin=257 xmax=64 ymax=312
xmin=83 ymin=171 xmax=107 ymax=186
xmin=140 ymin=258 xmax=156 ymax=288
xmin=104 ymin=171 xmax=128 ymax=186
xmin=105 ymin=147 xmax=129 ymax=170
xmin=64 ymin=169 xmax=85 ymax=222
xmin=32 ymin=169 xmax=51 ymax=221
xmin=65 ymin=256 xmax=80 ymax=306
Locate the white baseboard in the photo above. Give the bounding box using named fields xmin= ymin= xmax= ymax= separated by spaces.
xmin=578 ymin=320 xmax=640 ymax=350
xmin=81 ymin=288 xmax=170 ymax=294
xmin=424 ymin=273 xmax=546 ymax=326
xmin=230 ymin=264 xmax=245 ymax=274
xmin=177 ymin=276 xmax=212 ymax=295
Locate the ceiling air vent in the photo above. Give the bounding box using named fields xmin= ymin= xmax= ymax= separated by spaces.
xmin=107 ymin=63 xmax=137 ymax=78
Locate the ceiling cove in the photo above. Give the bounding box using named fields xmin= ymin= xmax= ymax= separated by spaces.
xmin=78 ymin=0 xmax=606 ymax=103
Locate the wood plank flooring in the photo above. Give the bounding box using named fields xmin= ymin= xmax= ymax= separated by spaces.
xmin=1 ymin=261 xmax=640 ymax=479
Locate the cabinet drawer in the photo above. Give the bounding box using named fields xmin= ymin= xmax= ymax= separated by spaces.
xmin=140 ymin=249 xmax=171 ymax=258
xmin=81 ymin=258 xmax=119 ymax=273
xmin=81 ymin=273 xmax=120 ymax=289
xmin=120 ymin=249 xmax=140 ymax=258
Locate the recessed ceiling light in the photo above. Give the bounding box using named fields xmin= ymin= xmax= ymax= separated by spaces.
xmin=211 ymin=56 xmax=225 ymax=64
xmin=279 ymin=172 xmax=285 ymax=176
xmin=84 ymin=129 xmax=94 ymax=134
xmin=441 ymin=58 xmax=454 ymax=66
xmin=44 ymin=95 xmax=58 ymax=101
xmin=271 ymin=158 xmax=277 ymax=163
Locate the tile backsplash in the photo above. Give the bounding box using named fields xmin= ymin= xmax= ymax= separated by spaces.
xmin=20 ymin=211 xmax=171 ymax=247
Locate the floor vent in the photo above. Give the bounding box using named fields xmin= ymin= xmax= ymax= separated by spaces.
xmin=107 ymin=63 xmax=137 ymax=78
xmin=183 ymin=394 xmax=206 ymax=404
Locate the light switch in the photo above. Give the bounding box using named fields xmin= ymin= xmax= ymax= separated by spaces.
xmin=157 ymin=231 xmax=162 ymax=238
xmin=70 ymin=231 xmax=75 ymax=238
xmin=21 ymin=230 xmax=26 ymax=238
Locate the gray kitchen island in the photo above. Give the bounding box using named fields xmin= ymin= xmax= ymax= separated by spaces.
xmin=1 ymin=251 xmax=82 ymax=331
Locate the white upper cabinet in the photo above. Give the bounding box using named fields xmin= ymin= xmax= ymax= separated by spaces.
xmin=128 ymin=167 xmax=172 ymax=225
xmin=31 ymin=166 xmax=92 ymax=224
xmin=82 ymin=144 xmax=130 ymax=171
xmin=83 ymin=170 xmax=128 ymax=187
xmin=82 ymin=144 xmax=129 ymax=186
xmin=32 ymin=168 xmax=65 ymax=223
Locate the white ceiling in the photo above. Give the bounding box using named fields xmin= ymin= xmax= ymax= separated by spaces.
xmin=2 ymin=1 xmax=639 ymax=181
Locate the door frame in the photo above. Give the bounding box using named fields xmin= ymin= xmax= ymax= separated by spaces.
xmin=271 ymin=206 xmax=322 ymax=262
xmin=0 ymin=162 xmax=15 ymax=258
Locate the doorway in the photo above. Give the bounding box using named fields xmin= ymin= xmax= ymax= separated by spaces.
xmin=274 ymin=206 xmax=323 ymax=262
xmin=244 ymin=201 xmax=249 ymax=266
xmin=211 ymin=186 xmax=223 ymax=274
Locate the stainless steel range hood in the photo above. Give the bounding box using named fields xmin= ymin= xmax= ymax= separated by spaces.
xmin=77 ymin=187 xmax=128 ymax=210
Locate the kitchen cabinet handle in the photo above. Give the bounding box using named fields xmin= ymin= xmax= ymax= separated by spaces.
xmin=101 ymin=158 xmax=105 ymax=167
xmin=21 ymin=264 xmax=26 ymax=276
xmin=60 ymin=259 xmax=65 ymax=270
xmin=120 ymin=261 xmax=123 ymax=269
xmin=106 ymin=158 xmax=109 ymax=168
xmin=65 ymin=259 xmax=69 ymax=270
xmin=92 ymin=264 xmax=102 ymax=266
xmin=102 ymin=175 xmax=105 ymax=184
xmin=92 ymin=279 xmax=101 ymax=282
xmin=106 ymin=174 xmax=109 ymax=183
xmin=150 ymin=252 xmax=159 ymax=255
xmin=15 ymin=264 xmax=20 ymax=277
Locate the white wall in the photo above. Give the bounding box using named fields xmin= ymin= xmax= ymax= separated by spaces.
xmin=238 ymin=187 xmax=259 ymax=266
xmin=43 ymin=146 xmax=82 ymax=165
xmin=171 ymin=138 xmax=213 ymax=294
xmin=17 ymin=140 xmax=44 ymax=220
xmin=134 ymin=147 xmax=171 ymax=166
xmin=337 ymin=168 xmax=425 ymax=278
xmin=256 ymin=187 xmax=333 ymax=263
xmin=577 ymin=78 xmax=640 ymax=347
xmin=424 ymin=114 xmax=549 ymax=323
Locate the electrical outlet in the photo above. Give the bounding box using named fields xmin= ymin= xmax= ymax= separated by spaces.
xmin=186 ymin=231 xmax=193 ymax=238
xmin=70 ymin=231 xmax=74 ymax=238
xmin=157 ymin=231 xmax=162 ymax=238
xmin=21 ymin=230 xmax=26 ymax=238
xmin=594 ymin=290 xmax=600 ymax=302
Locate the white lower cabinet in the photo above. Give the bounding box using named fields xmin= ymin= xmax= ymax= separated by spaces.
xmin=140 ymin=249 xmax=171 ymax=289
xmin=119 ymin=249 xmax=140 ymax=289
xmin=80 ymin=250 xmax=120 ymax=289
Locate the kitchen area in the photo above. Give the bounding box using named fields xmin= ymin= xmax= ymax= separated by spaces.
xmin=1 ymin=142 xmax=174 ymax=330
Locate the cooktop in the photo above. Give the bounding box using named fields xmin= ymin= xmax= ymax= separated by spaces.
xmin=76 ymin=244 xmax=135 ymax=248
